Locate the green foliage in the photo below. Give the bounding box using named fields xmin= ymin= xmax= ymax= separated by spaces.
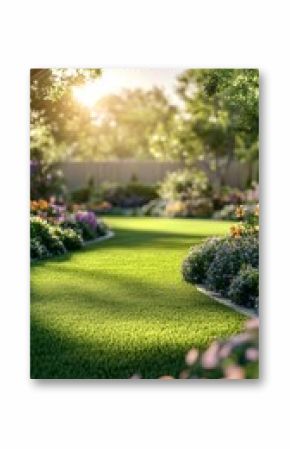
xmin=30 ymin=216 xmax=85 ymax=259
xmin=205 ymin=236 xmax=259 ymax=295
xmin=31 ymin=217 xmax=244 ymax=378
xmin=182 ymin=232 xmax=259 ymax=302
xmin=228 ymin=265 xmax=259 ymax=309
xmin=158 ymin=169 xmax=211 ymax=201
xmin=102 ymin=182 xmax=158 ymax=208
xmin=71 ymin=178 xmax=96 ymax=204
xmin=30 ymin=217 xmax=66 ymax=257
xmin=55 ymin=227 xmax=83 ymax=251
xmin=30 ymin=68 xmax=101 ymax=163
xmin=152 ymin=69 xmax=259 ymax=186
xmin=30 ymin=237 xmax=49 ymax=260
xmin=182 ymin=238 xmax=224 ymax=283
xmin=156 ymin=169 xmax=213 ymax=217
xmin=30 ymin=156 xmax=66 ymax=200
xmin=89 ymin=88 xmax=176 ymax=160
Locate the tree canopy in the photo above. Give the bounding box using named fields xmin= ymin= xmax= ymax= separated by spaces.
xmin=30 ymin=68 xmax=259 ymax=174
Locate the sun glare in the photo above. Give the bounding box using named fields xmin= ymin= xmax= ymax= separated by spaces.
xmin=72 ymin=69 xmax=182 ymax=109
xmin=72 ymin=81 xmax=104 ymax=108
xmin=72 ymin=71 xmax=125 ymax=108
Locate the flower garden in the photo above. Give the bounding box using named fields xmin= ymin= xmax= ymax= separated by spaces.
xmin=30 ymin=68 xmax=259 ymax=379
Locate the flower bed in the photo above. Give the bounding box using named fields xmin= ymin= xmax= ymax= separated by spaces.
xmin=30 ymin=199 xmax=110 ymax=261
xmin=182 ymin=205 xmax=259 ymax=312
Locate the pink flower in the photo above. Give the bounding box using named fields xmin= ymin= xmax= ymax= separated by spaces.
xmin=185 ymin=348 xmax=199 ymax=366
xmin=201 ymin=342 xmax=220 ymax=369
xmin=224 ymin=365 xmax=245 ymax=380
xmin=245 ymin=318 xmax=259 ymax=331
xmin=245 ymin=348 xmax=259 ymax=362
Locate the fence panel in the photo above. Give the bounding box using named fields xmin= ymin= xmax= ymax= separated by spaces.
xmin=59 ymin=160 xmax=257 ymax=191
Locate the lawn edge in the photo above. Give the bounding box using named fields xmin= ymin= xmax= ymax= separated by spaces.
xmin=196 ymin=284 xmax=257 ymax=318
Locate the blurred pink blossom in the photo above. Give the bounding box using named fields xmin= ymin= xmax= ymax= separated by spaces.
xmin=185 ymin=348 xmax=199 ymax=366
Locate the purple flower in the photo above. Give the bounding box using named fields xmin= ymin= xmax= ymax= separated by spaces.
xmin=75 ymin=211 xmax=98 ymax=230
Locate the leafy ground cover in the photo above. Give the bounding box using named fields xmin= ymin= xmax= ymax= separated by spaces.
xmin=31 ymin=217 xmax=246 ymax=379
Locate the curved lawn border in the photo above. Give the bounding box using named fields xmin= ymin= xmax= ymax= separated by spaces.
xmin=83 ymin=230 xmax=115 ymax=246
xmin=196 ymin=284 xmax=258 ymax=318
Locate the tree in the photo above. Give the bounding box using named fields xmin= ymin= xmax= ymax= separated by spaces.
xmin=30 ymin=68 xmax=101 ymax=161
xmin=151 ymin=69 xmax=259 ymax=186
xmin=87 ymin=87 xmax=176 ymax=160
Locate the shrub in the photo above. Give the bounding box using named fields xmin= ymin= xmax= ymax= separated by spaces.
xmin=182 ymin=238 xmax=224 ymax=284
xmin=31 ymin=217 xmax=86 ymax=259
xmin=75 ymin=211 xmax=97 ymax=230
xmin=70 ymin=177 xmax=95 ymax=204
xmin=165 ymin=198 xmax=213 ymax=218
xmin=74 ymin=211 xmax=98 ymax=240
xmin=30 ymin=217 xmax=66 ymax=256
xmin=212 ymin=186 xmax=246 ymax=210
xmin=102 ymin=182 xmax=157 ymax=208
xmin=30 ymin=237 xmax=49 ymax=260
xmin=205 ymin=236 xmax=259 ymax=295
xmin=228 ymin=265 xmax=259 ymax=309
xmin=159 ymin=169 xmax=211 ymax=202
xmin=157 ymin=170 xmax=213 ymax=217
xmin=55 ymin=228 xmax=84 ymax=250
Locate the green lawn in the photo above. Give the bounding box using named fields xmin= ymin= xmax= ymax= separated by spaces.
xmin=31 ymin=217 xmax=245 ymax=379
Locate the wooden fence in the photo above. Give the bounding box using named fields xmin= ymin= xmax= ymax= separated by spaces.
xmin=59 ymin=160 xmax=258 ymax=191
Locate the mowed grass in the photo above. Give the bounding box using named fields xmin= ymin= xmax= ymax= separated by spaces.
xmin=31 ymin=217 xmax=245 ymax=379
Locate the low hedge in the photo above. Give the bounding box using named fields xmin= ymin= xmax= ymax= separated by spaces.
xmin=182 ymin=235 xmax=259 ymax=309
xmin=228 ymin=265 xmax=259 ymax=310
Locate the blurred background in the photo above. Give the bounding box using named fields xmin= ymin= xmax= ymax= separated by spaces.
xmin=30 ymin=68 xmax=259 ymax=220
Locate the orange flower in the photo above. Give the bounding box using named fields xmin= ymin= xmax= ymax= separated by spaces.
xmin=30 ymin=200 xmax=38 ymax=211
xmin=235 ymin=205 xmax=245 ymax=218
xmin=38 ymin=199 xmax=49 ymax=210
xmin=230 ymin=224 xmax=243 ymax=238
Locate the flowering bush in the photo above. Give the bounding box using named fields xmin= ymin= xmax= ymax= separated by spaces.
xmin=212 ymin=184 xmax=259 ymax=211
xmin=155 ymin=169 xmax=213 ymax=218
xmin=30 ymin=216 xmax=67 ymax=258
xmin=158 ymin=319 xmax=259 ymax=379
xmin=30 ymin=199 xmax=109 ymax=245
xmin=229 ymin=204 xmax=259 ymax=237
xmin=75 ymin=211 xmax=97 ymax=230
xmin=165 ymin=198 xmax=213 ymax=218
xmin=182 ymin=205 xmax=259 ymax=309
xmin=30 ymin=199 xmax=66 ymax=223
xmin=54 ymin=227 xmax=83 ymax=251
xmin=159 ymin=169 xmax=211 ymax=201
